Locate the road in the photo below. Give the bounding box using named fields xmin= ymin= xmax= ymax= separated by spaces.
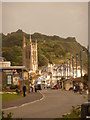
xmin=3 ymin=89 xmax=88 ymax=118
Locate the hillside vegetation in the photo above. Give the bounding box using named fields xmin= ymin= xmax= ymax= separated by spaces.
xmin=2 ymin=29 xmax=87 ymax=69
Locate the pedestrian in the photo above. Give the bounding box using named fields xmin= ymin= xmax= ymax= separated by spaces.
xmin=75 ymin=83 xmax=79 ymax=93
xmin=73 ymin=85 xmax=76 ymax=93
xmin=29 ymin=83 xmax=31 ymax=93
xmin=23 ymin=84 xmax=26 ymax=97
xmin=16 ymin=85 xmax=19 ymax=94
xmin=86 ymin=89 xmax=89 ymax=95
xmin=35 ymin=84 xmax=37 ymax=93
xmin=79 ymin=83 xmax=83 ymax=94
xmin=77 ymin=84 xmax=80 ymax=93
xmin=32 ymin=84 xmax=34 ymax=92
xmin=86 ymin=86 xmax=89 ymax=95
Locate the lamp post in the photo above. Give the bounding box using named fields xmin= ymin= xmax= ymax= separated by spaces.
xmin=63 ymin=63 xmax=64 ymax=79
xmin=60 ymin=65 xmax=62 ymax=78
xmin=64 ymin=61 xmax=66 ymax=79
xmin=68 ymin=58 xmax=71 ymax=78
xmin=81 ymin=46 xmax=90 ymax=101
xmin=76 ymin=53 xmax=78 ymax=78
xmin=81 ymin=46 xmax=90 ymax=118
xmin=80 ymin=51 xmax=82 ymax=81
xmin=67 ymin=61 xmax=68 ymax=79
xmin=56 ymin=67 xmax=58 ymax=85
xmin=62 ymin=63 xmax=64 ymax=79
xmin=87 ymin=45 xmax=90 ymax=101
xmin=87 ymin=46 xmax=89 ymax=76
xmin=82 ymin=46 xmax=89 ymax=90
xmin=60 ymin=64 xmax=62 ymax=79
xmin=72 ymin=56 xmax=74 ymax=79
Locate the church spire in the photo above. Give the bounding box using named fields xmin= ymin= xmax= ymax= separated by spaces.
xmin=35 ymin=39 xmax=37 ymax=44
xmin=23 ymin=33 xmax=26 ymax=47
xmin=30 ymin=34 xmax=32 ymax=44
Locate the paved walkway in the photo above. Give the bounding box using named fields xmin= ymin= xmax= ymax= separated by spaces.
xmin=2 ymin=91 xmax=43 ymax=109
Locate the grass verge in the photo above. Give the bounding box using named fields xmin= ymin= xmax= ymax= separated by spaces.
xmin=2 ymin=93 xmax=22 ymax=103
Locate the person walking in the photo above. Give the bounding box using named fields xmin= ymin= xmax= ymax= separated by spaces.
xmin=32 ymin=84 xmax=34 ymax=92
xmin=73 ymin=85 xmax=76 ymax=93
xmin=79 ymin=83 xmax=83 ymax=94
xmin=35 ymin=84 xmax=37 ymax=93
xmin=29 ymin=83 xmax=32 ymax=93
xmin=16 ymin=85 xmax=19 ymax=94
xmin=86 ymin=86 xmax=89 ymax=95
xmin=23 ymin=84 xmax=26 ymax=97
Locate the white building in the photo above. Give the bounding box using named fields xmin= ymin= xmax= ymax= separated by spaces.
xmin=0 ymin=57 xmax=11 ymax=68
xmin=47 ymin=63 xmax=86 ymax=84
xmin=73 ymin=66 xmax=86 ymax=78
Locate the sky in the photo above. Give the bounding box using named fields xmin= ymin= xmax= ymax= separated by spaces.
xmin=2 ymin=2 xmax=88 ymax=47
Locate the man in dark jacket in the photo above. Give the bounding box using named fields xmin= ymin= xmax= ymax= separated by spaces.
xmin=35 ymin=84 xmax=37 ymax=93
xmin=23 ymin=85 xmax=26 ymax=97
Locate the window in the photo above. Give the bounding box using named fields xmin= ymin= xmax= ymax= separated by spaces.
xmin=7 ymin=75 xmax=12 ymax=84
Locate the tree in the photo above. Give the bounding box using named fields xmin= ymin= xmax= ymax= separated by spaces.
xmin=83 ymin=74 xmax=88 ymax=87
xmin=38 ymin=54 xmax=49 ymax=67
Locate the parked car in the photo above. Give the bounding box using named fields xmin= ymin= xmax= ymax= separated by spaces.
xmin=51 ymin=84 xmax=59 ymax=89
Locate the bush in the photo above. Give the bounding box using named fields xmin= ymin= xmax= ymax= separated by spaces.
xmin=62 ymin=105 xmax=81 ymax=118
xmin=10 ymin=85 xmax=17 ymax=89
xmin=2 ymin=111 xmax=13 ymax=119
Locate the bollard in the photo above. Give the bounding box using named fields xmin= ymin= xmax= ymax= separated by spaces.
xmin=81 ymin=102 xmax=90 ymax=118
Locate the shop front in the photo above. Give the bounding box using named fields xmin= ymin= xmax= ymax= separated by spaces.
xmin=1 ymin=66 xmax=28 ymax=91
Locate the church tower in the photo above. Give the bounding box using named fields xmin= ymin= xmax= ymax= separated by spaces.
xmin=23 ymin=33 xmax=38 ymax=72
xmin=23 ymin=34 xmax=26 ymax=68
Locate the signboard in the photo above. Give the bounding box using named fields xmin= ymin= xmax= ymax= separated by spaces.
xmin=13 ymin=77 xmax=19 ymax=85
xmin=3 ymin=70 xmax=12 ymax=73
xmin=23 ymin=72 xmax=28 ymax=80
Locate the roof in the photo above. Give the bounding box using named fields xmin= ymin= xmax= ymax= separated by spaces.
xmin=0 ymin=66 xmax=27 ymax=70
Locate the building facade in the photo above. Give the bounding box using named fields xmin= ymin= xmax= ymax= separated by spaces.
xmin=47 ymin=63 xmax=86 ymax=82
xmin=23 ymin=34 xmax=38 ymax=72
xmin=0 ymin=57 xmax=11 ymax=68
xmin=0 ymin=58 xmax=28 ymax=86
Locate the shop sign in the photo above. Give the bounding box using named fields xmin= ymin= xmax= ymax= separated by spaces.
xmin=3 ymin=70 xmax=12 ymax=74
xmin=13 ymin=77 xmax=19 ymax=85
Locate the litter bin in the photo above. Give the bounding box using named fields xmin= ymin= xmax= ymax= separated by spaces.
xmin=81 ymin=102 xmax=90 ymax=118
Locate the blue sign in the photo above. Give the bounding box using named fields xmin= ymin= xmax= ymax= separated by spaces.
xmin=18 ymin=77 xmax=23 ymax=81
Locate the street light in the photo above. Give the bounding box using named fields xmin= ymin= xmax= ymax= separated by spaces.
xmin=81 ymin=46 xmax=90 ymax=118
xmin=76 ymin=53 xmax=78 ymax=78
xmin=68 ymin=58 xmax=71 ymax=78
xmin=62 ymin=63 xmax=64 ymax=79
xmin=76 ymin=51 xmax=82 ymax=80
xmin=88 ymin=46 xmax=90 ymax=102
xmin=60 ymin=65 xmax=63 ymax=79
xmin=72 ymin=56 xmax=74 ymax=79
xmin=80 ymin=51 xmax=82 ymax=81
xmin=83 ymin=46 xmax=90 ymax=101
xmin=67 ymin=61 xmax=68 ymax=79
xmin=61 ymin=63 xmax=64 ymax=78
xmin=64 ymin=61 xmax=66 ymax=79
xmin=56 ymin=67 xmax=58 ymax=85
xmin=83 ymin=46 xmax=89 ymax=77
xmin=60 ymin=65 xmax=62 ymax=78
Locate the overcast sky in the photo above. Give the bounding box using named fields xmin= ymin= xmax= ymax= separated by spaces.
xmin=2 ymin=2 xmax=88 ymax=47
